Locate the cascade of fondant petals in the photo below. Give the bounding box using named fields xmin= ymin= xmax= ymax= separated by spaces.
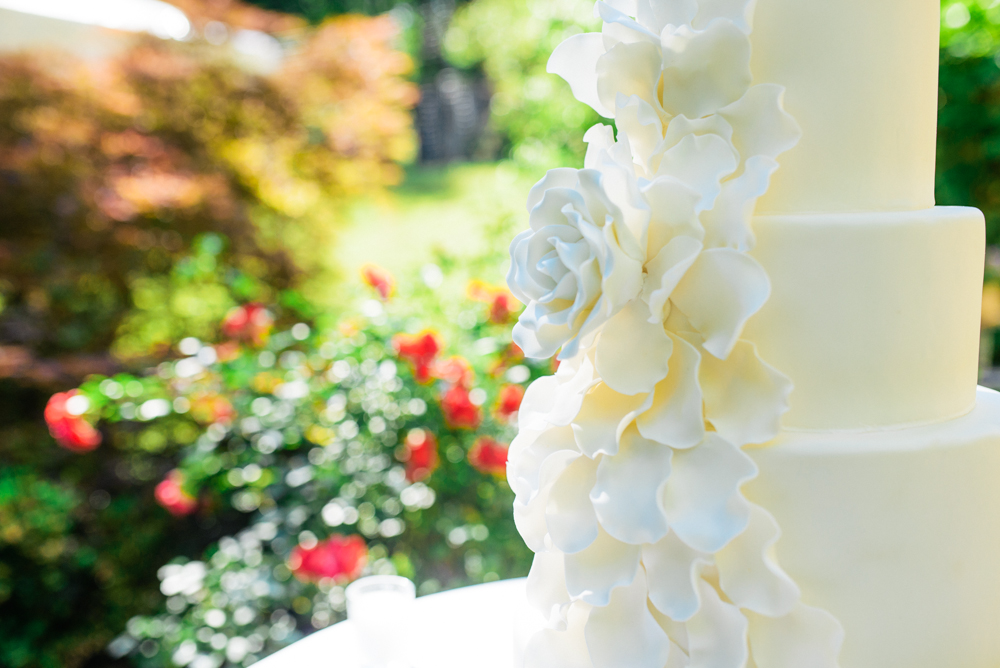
xmin=506 ymin=1 xmax=844 ymax=666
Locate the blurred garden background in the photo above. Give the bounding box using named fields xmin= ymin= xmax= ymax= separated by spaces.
xmin=2 ymin=0 xmax=1000 ymax=666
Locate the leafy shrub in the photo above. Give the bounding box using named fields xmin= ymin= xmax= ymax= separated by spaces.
xmin=0 ymin=14 xmax=418 ymax=668
xmin=51 ymin=255 xmax=540 ymax=667
xmin=444 ymin=0 xmax=600 ymax=170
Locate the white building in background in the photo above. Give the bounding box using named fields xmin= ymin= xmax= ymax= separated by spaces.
xmin=0 ymin=0 xmax=285 ymax=71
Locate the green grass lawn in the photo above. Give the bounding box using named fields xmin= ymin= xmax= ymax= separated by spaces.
xmin=333 ymin=162 xmax=540 ymax=282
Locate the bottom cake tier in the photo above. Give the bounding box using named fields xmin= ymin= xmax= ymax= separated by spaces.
xmin=746 ymin=386 xmax=1000 ymax=668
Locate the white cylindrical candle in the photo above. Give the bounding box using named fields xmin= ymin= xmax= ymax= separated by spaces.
xmin=346 ymin=575 xmax=416 ymax=668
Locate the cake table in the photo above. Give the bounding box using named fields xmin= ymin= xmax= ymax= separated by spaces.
xmin=256 ymin=578 xmax=526 ymax=668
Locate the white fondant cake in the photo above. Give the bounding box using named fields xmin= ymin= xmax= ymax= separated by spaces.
xmin=506 ymin=0 xmax=1000 ymax=666
xmin=747 ymin=388 xmax=1000 ymax=668
xmin=746 ymin=207 xmax=985 ymax=431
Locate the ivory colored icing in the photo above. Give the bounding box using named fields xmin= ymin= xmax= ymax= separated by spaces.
xmin=751 ymin=0 xmax=941 ymax=214
xmin=745 ymin=207 xmax=985 ymax=431
xmin=746 ymin=387 xmax=1000 ymax=668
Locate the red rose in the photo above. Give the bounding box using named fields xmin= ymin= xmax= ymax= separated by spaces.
xmin=393 ymin=331 xmax=442 ymax=384
xmin=361 ymin=264 xmax=395 ymax=301
xmin=469 ymin=437 xmax=509 ymax=477
xmin=467 ymin=280 xmax=520 ymax=324
xmin=441 ymin=384 xmax=482 ymax=430
xmin=45 ymin=390 xmax=102 ymax=453
xmin=489 ymin=342 xmax=525 ymax=377
xmin=289 ymin=535 xmax=368 ymax=583
xmin=189 ymin=393 xmax=236 ymax=425
xmin=403 ymin=428 xmax=438 ymax=482
xmin=222 ymin=303 xmax=273 ymax=346
xmin=155 ymin=470 xmax=198 ymax=517
xmin=490 ymin=293 xmax=517 ymax=324
xmin=495 ymin=384 xmax=525 ymax=421
xmin=431 ymin=356 xmax=474 ymax=387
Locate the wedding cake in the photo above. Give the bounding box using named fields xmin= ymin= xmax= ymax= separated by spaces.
xmin=505 ymin=0 xmax=1000 ymax=667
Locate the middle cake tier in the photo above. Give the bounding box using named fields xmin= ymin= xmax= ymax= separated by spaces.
xmin=744 ymin=206 xmax=985 ymax=431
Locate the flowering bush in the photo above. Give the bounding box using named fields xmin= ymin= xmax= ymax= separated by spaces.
xmin=51 ymin=258 xmax=542 ymax=667
xmin=44 ymin=391 xmax=103 ymax=453
xmin=289 ymin=535 xmax=368 ymax=583
xmin=0 ymin=10 xmax=419 ymax=666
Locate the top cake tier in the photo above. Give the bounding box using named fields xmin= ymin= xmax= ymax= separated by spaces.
xmin=751 ymin=0 xmax=941 ymax=214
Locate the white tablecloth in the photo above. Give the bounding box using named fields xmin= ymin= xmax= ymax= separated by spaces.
xmin=257 ymin=578 xmax=528 ymax=668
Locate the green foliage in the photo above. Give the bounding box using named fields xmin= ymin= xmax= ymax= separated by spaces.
xmin=941 ymin=0 xmax=1000 ymax=59
xmin=0 ymin=14 xmax=418 ymax=668
xmin=937 ymin=54 xmax=1000 ymax=247
xmin=245 ymin=0 xmax=418 ymax=22
xmin=64 ymin=251 xmax=539 ymax=667
xmin=444 ymin=0 xmax=601 ymax=170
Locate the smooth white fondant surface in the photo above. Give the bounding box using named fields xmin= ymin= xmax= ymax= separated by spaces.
xmin=746 ymin=387 xmax=1000 ymax=668
xmin=751 ymin=0 xmax=940 ymax=214
xmin=745 ymin=206 xmax=985 ymax=431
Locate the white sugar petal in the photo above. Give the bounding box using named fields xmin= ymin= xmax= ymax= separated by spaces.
xmin=694 ymin=0 xmax=756 ymax=33
xmin=549 ymin=33 xmax=612 ymax=117
xmin=585 ymin=568 xmax=672 ymax=668
xmin=598 ymin=1 xmax=662 ymax=44
xmin=527 ymin=550 xmax=572 ymax=621
xmin=662 ymin=434 xmax=756 ymax=553
xmin=641 ymin=176 xmax=704 ymax=259
xmin=720 ymin=84 xmax=802 ymax=161
xmin=595 ymin=300 xmax=673 ymax=395
xmin=524 ymin=601 xmax=594 ymax=668
xmin=616 ymin=94 xmax=665 ymax=176
xmin=547 ymin=454 xmax=601 ymax=554
xmin=701 ymin=339 xmax=792 ymax=447
xmin=670 ymin=248 xmax=770 ymax=360
xmin=514 ymin=447 xmax=582 ymax=552
xmin=636 ymin=333 xmax=706 ymax=449
xmin=637 ymin=0 xmax=697 ymax=33
xmin=655 ymin=134 xmax=739 ymax=212
xmin=514 ymin=304 xmax=579 ymax=360
xmin=717 ymin=504 xmax=800 ymax=617
xmin=596 ymin=40 xmax=664 ymax=118
xmin=564 ymin=526 xmax=642 ymax=606
xmin=643 ymin=531 xmax=712 ymax=622
xmin=643 ymin=236 xmax=703 ymax=324
xmin=584 ymin=124 xmax=617 ymax=171
xmin=572 ymin=382 xmax=650 ymax=458
xmin=701 ymin=156 xmax=778 ymax=252
xmin=660 ymin=20 xmax=752 ymax=119
xmin=527 ymin=169 xmax=586 ymax=215
xmin=687 ymin=579 xmax=750 ymax=667
xmin=508 ymin=425 xmax=578 ymax=500
xmin=591 ymin=426 xmax=673 ymax=545
xmin=660 ymin=113 xmax=735 ymax=156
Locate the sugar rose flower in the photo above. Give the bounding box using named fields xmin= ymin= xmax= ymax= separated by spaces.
xmin=155 ymin=470 xmax=198 ymax=517
xmin=507 ymin=166 xmax=647 ymax=360
xmin=290 ymin=535 xmax=367 ymax=583
xmin=45 ymin=390 xmax=102 ymax=453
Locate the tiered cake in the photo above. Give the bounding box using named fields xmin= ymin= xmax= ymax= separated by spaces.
xmin=506 ymin=0 xmax=1000 ymax=666
xmin=744 ymin=0 xmax=1000 ymax=665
